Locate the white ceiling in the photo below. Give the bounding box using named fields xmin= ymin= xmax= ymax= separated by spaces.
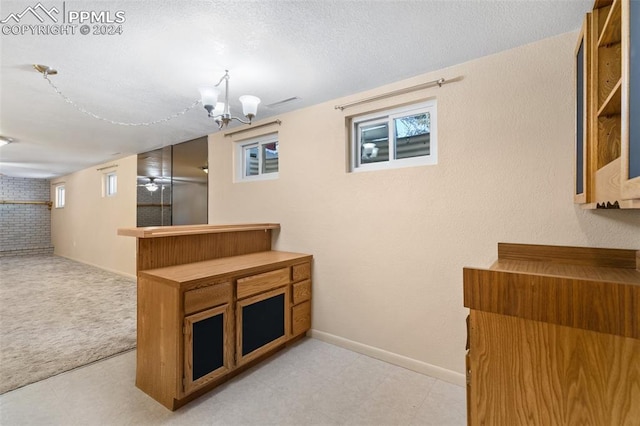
xmin=0 ymin=0 xmax=591 ymax=179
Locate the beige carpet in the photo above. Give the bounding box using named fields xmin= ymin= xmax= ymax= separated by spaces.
xmin=0 ymin=255 xmax=136 ymax=394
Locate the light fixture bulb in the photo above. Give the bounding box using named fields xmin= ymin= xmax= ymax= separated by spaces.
xmin=199 ymin=87 xmax=220 ymax=114
xmin=212 ymin=102 xmax=225 ymax=116
xmin=200 ymin=71 xmax=259 ymax=127
xmin=145 ymin=182 xmax=159 ymax=192
xmin=239 ymin=95 xmax=260 ymax=119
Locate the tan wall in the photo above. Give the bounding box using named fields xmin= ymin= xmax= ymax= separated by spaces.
xmin=208 ymin=32 xmax=640 ymax=383
xmin=51 ymin=155 xmax=137 ymax=277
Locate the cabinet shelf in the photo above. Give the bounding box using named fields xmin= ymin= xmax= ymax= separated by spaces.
xmin=574 ymin=0 xmax=638 ymax=209
xmin=598 ymin=0 xmax=622 ymax=46
xmin=597 ymin=78 xmax=622 ymax=116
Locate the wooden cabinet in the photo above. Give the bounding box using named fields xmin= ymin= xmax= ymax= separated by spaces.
xmin=464 ymin=243 xmax=640 ymax=425
xmin=136 ymin=251 xmax=312 ymax=410
xmin=575 ymin=0 xmax=640 ymax=208
xmin=118 ymin=224 xmax=312 ymax=411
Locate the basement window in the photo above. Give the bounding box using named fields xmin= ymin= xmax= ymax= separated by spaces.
xmin=55 ymin=185 xmax=65 ymax=208
xmin=104 ymin=172 xmax=117 ymax=197
xmin=351 ymin=100 xmax=437 ymax=172
xmin=235 ymin=133 xmax=279 ymax=182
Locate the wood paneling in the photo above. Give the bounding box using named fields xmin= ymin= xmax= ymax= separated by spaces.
xmin=468 ymin=311 xmax=640 ymax=426
xmin=135 ymin=230 xmax=273 ymax=271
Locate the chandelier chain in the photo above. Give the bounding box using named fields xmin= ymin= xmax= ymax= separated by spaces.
xmin=43 ymin=74 xmax=201 ymax=127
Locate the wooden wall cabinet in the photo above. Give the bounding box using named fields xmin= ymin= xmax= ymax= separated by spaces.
xmin=464 ymin=243 xmax=640 ymax=425
xmin=118 ymin=224 xmax=313 ymax=410
xmin=575 ymin=0 xmax=640 ymax=208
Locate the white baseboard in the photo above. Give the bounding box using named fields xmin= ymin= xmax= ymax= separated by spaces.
xmin=309 ymin=329 xmax=466 ymax=387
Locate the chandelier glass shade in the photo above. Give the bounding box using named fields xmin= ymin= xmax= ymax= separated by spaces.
xmin=199 ymin=70 xmax=260 ymax=129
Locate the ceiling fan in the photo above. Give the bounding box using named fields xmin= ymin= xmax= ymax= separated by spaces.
xmin=137 ymin=177 xmax=169 ymax=192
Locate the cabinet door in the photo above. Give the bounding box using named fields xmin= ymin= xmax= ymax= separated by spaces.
xmin=236 ymin=286 xmax=289 ymax=366
xmin=183 ymin=304 xmax=233 ymax=395
xmin=621 ymin=0 xmax=640 ymax=199
xmin=575 ymin=15 xmax=591 ymax=204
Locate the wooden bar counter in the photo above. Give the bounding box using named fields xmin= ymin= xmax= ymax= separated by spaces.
xmin=464 ymin=243 xmax=640 ymax=425
xmin=119 ymin=224 xmax=313 ymax=410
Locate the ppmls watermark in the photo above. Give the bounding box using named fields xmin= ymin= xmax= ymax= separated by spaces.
xmin=1 ymin=2 xmax=125 ymax=36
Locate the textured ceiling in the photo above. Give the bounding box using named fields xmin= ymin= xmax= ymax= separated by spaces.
xmin=0 ymin=0 xmax=591 ymax=179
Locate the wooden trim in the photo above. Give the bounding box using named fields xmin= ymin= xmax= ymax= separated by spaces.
xmin=463 ymin=268 xmax=640 ymax=338
xmin=117 ymin=223 xmax=280 ymax=238
xmin=575 ymin=14 xmax=591 ymax=204
xmin=497 ymin=242 xmax=638 ymax=269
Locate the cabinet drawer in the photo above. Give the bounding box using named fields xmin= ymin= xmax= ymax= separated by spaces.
xmin=184 ymin=282 xmax=232 ymax=315
xmin=292 ymin=280 xmax=311 ymax=305
xmin=292 ymin=262 xmax=311 ymax=281
xmin=291 ymin=300 xmax=311 ymax=336
xmin=237 ymin=268 xmax=289 ymax=299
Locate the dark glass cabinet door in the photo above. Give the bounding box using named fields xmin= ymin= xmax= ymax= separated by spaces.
xmin=184 ymin=304 xmax=231 ymax=394
xmin=236 ymin=287 xmax=289 ymax=366
xmin=575 ymin=15 xmax=590 ymax=204
xmin=622 ymin=0 xmax=640 ymax=198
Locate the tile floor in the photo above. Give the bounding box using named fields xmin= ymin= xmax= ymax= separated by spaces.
xmin=0 ymin=337 xmax=466 ymax=425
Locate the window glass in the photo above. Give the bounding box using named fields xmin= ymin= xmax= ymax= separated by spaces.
xmin=105 ymin=172 xmax=117 ymax=196
xmin=236 ymin=133 xmax=279 ymax=181
xmin=55 ymin=185 xmax=65 ymax=208
xmin=351 ymin=100 xmax=437 ymax=171
xmin=262 ymin=142 xmax=279 ymax=174
xmin=244 ymin=145 xmax=259 ymax=177
xmin=359 ymin=122 xmax=389 ymax=164
xmin=394 ymin=112 xmax=430 ymax=160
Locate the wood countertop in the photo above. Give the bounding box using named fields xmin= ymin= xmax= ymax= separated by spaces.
xmin=118 ymin=223 xmax=280 ymax=238
xmin=139 ymin=250 xmax=312 ymax=289
xmin=464 ymin=243 xmax=640 ymax=339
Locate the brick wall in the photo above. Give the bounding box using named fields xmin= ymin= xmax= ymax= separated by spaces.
xmin=0 ymin=175 xmax=54 ymax=256
xmin=136 ymin=185 xmax=172 ymax=226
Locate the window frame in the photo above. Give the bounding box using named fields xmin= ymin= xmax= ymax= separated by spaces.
xmin=55 ymin=185 xmax=65 ymax=208
xmin=104 ymin=171 xmax=117 ymax=197
xmin=351 ymin=100 xmax=437 ymax=172
xmin=235 ymin=133 xmax=279 ymax=182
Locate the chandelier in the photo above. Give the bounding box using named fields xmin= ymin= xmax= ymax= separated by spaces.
xmin=199 ymin=70 xmax=260 ymax=129
xmin=34 ymin=64 xmax=259 ymax=129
